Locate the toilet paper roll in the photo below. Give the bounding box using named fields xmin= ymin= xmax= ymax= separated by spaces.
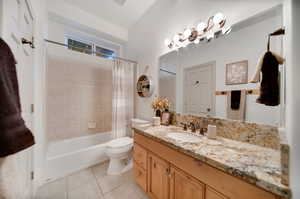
xmin=207 ymin=125 xmax=217 ymax=139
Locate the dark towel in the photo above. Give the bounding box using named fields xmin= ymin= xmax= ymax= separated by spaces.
xmin=0 ymin=38 xmax=34 ymax=157
xmin=256 ymin=51 xmax=280 ymax=106
xmin=231 ymin=90 xmax=241 ymax=110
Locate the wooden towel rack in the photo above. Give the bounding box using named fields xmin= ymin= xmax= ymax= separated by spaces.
xmin=215 ymin=89 xmax=260 ymax=95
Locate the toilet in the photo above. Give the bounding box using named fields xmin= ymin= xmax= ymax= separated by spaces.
xmin=105 ymin=137 xmax=134 ymax=175
xmin=105 ymin=118 xmax=150 ymax=175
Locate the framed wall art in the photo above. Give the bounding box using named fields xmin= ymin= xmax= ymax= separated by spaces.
xmin=226 ymin=60 xmax=248 ymax=85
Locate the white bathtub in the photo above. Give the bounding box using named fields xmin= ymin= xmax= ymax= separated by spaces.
xmin=45 ymin=132 xmax=112 ymax=182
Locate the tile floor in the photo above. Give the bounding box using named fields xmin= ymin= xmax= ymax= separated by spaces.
xmin=35 ymin=162 xmax=149 ymax=199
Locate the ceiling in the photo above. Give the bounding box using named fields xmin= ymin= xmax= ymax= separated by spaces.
xmin=63 ymin=0 xmax=158 ymax=29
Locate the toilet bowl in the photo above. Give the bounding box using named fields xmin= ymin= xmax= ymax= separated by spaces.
xmin=105 ymin=119 xmax=150 ymax=175
xmin=105 ymin=137 xmax=133 ymax=175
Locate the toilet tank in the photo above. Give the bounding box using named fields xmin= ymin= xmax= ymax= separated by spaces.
xmin=131 ymin=119 xmax=150 ymax=136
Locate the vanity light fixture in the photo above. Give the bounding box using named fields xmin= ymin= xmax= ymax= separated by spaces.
xmin=165 ymin=12 xmax=231 ymax=49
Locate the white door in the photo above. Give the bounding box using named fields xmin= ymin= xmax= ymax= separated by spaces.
xmin=1 ymin=0 xmax=35 ymax=198
xmin=183 ymin=63 xmax=215 ymax=116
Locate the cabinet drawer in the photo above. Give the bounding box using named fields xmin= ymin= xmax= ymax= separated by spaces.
xmin=134 ymin=143 xmax=147 ymax=169
xmin=134 ymin=162 xmax=147 ymax=192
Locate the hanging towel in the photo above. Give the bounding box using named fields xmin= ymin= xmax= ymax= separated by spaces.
xmin=0 ymin=38 xmax=34 ymax=157
xmin=227 ymin=90 xmax=246 ymax=121
xmin=255 ymin=51 xmax=282 ymax=106
xmin=250 ymin=51 xmax=285 ymax=83
xmin=231 ymin=90 xmax=241 ymax=110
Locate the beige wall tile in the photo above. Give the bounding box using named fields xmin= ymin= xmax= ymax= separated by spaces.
xmin=47 ymin=59 xmax=112 ymax=142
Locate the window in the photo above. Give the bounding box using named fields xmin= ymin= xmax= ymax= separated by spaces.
xmin=67 ymin=39 xmax=93 ymax=55
xmin=66 ymin=37 xmax=117 ymax=60
xmin=95 ymin=46 xmax=115 ymax=59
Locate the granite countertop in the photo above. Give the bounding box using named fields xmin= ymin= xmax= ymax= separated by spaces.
xmin=133 ymin=124 xmax=290 ymax=199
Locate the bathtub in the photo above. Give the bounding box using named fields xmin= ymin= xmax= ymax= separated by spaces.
xmin=45 ymin=132 xmax=112 ymax=182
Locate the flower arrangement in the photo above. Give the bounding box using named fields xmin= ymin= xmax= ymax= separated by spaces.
xmin=151 ymin=96 xmax=171 ymax=117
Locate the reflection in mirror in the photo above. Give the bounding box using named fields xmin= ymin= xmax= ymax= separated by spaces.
xmin=159 ymin=51 xmax=178 ymax=111
xmin=159 ymin=6 xmax=283 ymax=126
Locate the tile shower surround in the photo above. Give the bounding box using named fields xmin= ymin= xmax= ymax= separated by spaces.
xmin=46 ymin=58 xmax=112 ymax=142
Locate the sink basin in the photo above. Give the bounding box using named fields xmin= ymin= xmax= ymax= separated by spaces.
xmin=167 ymin=133 xmax=202 ymax=143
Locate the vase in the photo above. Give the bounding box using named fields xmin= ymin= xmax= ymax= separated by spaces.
xmin=155 ymin=109 xmax=161 ymax=117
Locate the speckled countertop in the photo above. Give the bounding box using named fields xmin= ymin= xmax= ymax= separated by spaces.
xmin=133 ymin=124 xmax=290 ymax=199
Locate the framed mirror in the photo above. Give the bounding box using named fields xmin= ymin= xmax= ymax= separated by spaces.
xmin=137 ymin=75 xmax=154 ymax=97
xmin=158 ymin=5 xmax=284 ymax=126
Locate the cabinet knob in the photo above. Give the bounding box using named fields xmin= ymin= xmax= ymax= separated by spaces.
xmin=138 ymin=170 xmax=143 ymax=176
xmin=166 ymin=168 xmax=170 ymax=174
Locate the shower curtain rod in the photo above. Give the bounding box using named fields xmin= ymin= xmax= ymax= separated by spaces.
xmin=160 ymin=68 xmax=176 ymax=75
xmin=44 ymin=39 xmax=138 ymax=64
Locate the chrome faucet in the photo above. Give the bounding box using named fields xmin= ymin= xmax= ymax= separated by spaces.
xmin=189 ymin=122 xmax=197 ymax=133
xmin=180 ymin=123 xmax=188 ymax=131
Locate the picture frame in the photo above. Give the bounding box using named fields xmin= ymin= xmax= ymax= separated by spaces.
xmin=226 ymin=60 xmax=248 ymax=85
xmin=161 ymin=111 xmax=171 ymax=126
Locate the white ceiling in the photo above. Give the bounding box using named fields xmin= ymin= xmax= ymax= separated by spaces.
xmin=63 ymin=0 xmax=158 ymax=29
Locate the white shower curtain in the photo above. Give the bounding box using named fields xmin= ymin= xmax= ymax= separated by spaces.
xmin=112 ymin=59 xmax=135 ymax=139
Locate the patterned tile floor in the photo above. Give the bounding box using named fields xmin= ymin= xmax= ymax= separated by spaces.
xmin=35 ymin=162 xmax=149 ymax=199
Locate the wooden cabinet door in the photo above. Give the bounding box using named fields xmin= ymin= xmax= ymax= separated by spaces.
xmin=148 ymin=153 xmax=170 ymax=199
xmin=134 ymin=143 xmax=148 ymax=170
xmin=133 ymin=162 xmax=147 ymax=192
xmin=206 ymin=186 xmax=229 ymax=199
xmin=170 ymin=167 xmax=205 ymax=199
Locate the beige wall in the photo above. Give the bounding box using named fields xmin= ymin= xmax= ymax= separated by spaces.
xmin=46 ymin=48 xmax=112 ymax=142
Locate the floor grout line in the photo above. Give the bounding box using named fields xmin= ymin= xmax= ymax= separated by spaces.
xmin=37 ymin=163 xmax=146 ymax=199
xmin=91 ymin=165 xmax=106 ymax=199
xmin=65 ymin=176 xmax=69 ymax=199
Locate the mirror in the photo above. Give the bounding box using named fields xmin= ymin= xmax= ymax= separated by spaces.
xmin=137 ymin=75 xmax=154 ymax=97
xmin=159 ymin=6 xmax=283 ymax=126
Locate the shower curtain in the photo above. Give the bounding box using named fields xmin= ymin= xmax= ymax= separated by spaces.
xmin=112 ymin=59 xmax=135 ymax=139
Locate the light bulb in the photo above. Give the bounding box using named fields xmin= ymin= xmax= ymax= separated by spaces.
xmin=197 ymin=22 xmax=206 ymax=32
xmin=194 ymin=38 xmax=200 ymax=44
xmin=173 ymin=34 xmax=180 ymax=43
xmin=183 ymin=28 xmax=192 ymax=38
xmin=206 ymin=32 xmax=214 ymax=41
xmin=213 ymin=12 xmax=225 ymax=25
xmin=164 ymin=39 xmax=171 ymax=46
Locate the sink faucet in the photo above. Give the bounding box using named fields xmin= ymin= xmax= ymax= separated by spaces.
xmin=180 ymin=123 xmax=188 ymax=131
xmin=189 ymin=122 xmax=197 ymax=133
xmin=200 ymin=127 xmax=207 ymax=135
xmin=181 ymin=121 xmax=199 ymax=133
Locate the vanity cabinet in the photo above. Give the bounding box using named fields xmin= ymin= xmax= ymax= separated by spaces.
xmin=133 ymin=131 xmax=282 ymax=199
